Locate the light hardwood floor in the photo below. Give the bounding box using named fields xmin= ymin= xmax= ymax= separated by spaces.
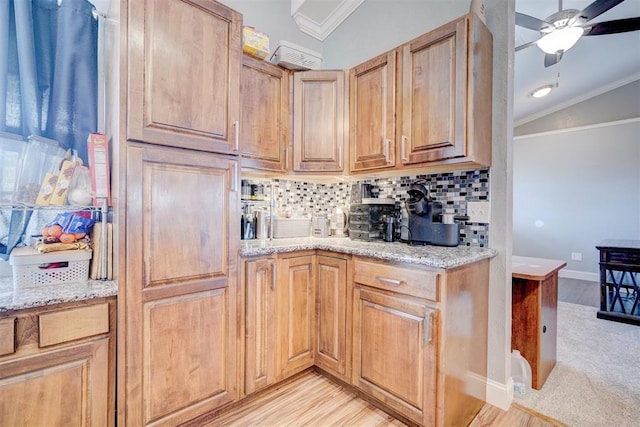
xmin=203 ymin=370 xmax=564 ymax=427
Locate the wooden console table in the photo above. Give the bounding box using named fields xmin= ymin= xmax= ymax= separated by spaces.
xmin=511 ymin=256 xmax=566 ymax=390
xmin=596 ymin=239 xmax=640 ymax=326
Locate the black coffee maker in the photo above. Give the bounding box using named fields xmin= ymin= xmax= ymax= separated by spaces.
xmin=406 ymin=180 xmax=461 ymax=247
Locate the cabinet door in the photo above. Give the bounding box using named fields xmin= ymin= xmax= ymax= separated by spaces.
xmin=292 ymin=71 xmax=346 ymax=172
xmin=126 ymin=0 xmax=241 ymax=154
xmin=241 ymin=56 xmax=289 ymax=172
xmin=400 ymin=17 xmax=467 ymax=164
xmin=315 ymin=255 xmax=350 ymax=381
xmin=244 ymin=257 xmax=278 ymax=395
xmin=349 ymin=51 xmax=397 ymax=172
xmin=121 ymin=143 xmax=239 ymax=426
xmin=352 ymin=286 xmax=437 ymax=426
xmin=278 ymin=255 xmax=316 ymax=378
xmin=0 ymin=338 xmax=109 ymax=426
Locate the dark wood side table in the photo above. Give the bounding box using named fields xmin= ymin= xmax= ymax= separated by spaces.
xmin=511 ymin=256 xmax=566 ymax=390
xmin=596 ymin=239 xmax=640 ymax=326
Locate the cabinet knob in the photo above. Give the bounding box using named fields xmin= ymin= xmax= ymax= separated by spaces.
xmin=543 ymin=325 xmax=547 ymax=334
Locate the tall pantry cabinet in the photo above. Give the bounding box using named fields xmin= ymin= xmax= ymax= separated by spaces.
xmin=119 ymin=1 xmax=241 ymax=426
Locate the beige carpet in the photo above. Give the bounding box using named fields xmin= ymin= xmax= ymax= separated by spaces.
xmin=515 ymin=301 xmax=640 ymax=426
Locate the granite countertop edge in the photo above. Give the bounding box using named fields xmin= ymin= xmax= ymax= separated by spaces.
xmin=240 ymin=237 xmax=498 ymax=269
xmin=0 ymin=278 xmax=118 ymax=313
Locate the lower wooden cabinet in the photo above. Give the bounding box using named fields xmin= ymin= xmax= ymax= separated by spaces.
xmin=244 ymin=256 xmax=278 ymax=395
xmin=240 ymin=251 xmax=490 ymax=426
xmin=121 ymin=144 xmax=239 ymax=426
xmin=277 ymin=253 xmax=316 ymax=378
xmin=351 ymin=256 xmax=489 ymax=427
xmin=352 ymin=284 xmax=437 ymax=425
xmin=0 ymin=298 xmax=116 ymax=426
xmin=315 ymin=253 xmax=351 ymax=382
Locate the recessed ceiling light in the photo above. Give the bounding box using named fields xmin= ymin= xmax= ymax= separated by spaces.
xmin=531 ymin=84 xmax=554 ymax=98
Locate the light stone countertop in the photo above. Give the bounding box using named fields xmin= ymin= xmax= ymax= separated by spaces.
xmin=0 ymin=276 xmax=117 ymax=313
xmin=0 ymin=238 xmax=496 ymax=312
xmin=240 ymin=237 xmax=497 ymax=269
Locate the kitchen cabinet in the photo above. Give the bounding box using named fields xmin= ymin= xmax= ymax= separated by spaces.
xmin=349 ymin=51 xmax=397 ymax=172
xmin=277 ymin=252 xmax=316 ymax=378
xmin=244 ymin=256 xmax=278 ymax=395
xmin=351 ymin=257 xmax=490 ymax=426
xmin=121 ymin=0 xmax=241 ymax=424
xmin=120 ymin=143 xmax=239 ymax=426
xmin=399 ymin=13 xmax=492 ymax=168
xmin=292 ymin=71 xmax=347 ymax=173
xmin=126 ymin=0 xmax=241 ymax=154
xmin=315 ymin=252 xmax=351 ymax=382
xmin=240 ymin=56 xmax=290 ymax=172
xmin=0 ymin=298 xmax=116 ymax=426
xmin=352 ymin=260 xmax=438 ymax=425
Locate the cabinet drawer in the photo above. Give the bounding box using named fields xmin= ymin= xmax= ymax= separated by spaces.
xmin=39 ymin=303 xmax=110 ymax=347
xmin=353 ymin=260 xmax=439 ymax=301
xmin=0 ymin=318 xmax=16 ymax=356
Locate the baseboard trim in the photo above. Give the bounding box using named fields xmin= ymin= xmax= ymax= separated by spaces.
xmin=486 ymin=377 xmax=513 ymax=410
xmin=558 ymin=269 xmax=599 ymax=282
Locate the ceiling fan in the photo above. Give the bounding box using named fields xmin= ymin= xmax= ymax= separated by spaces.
xmin=516 ymin=0 xmax=640 ymax=67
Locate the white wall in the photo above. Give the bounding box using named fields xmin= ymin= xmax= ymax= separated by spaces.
xmin=322 ymin=0 xmax=469 ymax=69
xmin=513 ymin=119 xmax=640 ymax=280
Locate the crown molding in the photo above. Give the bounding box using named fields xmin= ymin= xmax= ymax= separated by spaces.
xmin=292 ymin=0 xmax=365 ymax=41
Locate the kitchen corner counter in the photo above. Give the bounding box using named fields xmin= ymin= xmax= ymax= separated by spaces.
xmin=0 ymin=277 xmax=118 ymax=313
xmin=240 ymin=237 xmax=497 ymax=269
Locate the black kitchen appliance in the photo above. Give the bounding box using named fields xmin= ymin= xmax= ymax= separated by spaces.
xmin=406 ymin=180 xmax=465 ymax=247
xmin=348 ymin=202 xmax=395 ymax=241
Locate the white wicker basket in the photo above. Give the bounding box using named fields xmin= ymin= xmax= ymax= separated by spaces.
xmin=10 ymin=247 xmax=92 ymax=289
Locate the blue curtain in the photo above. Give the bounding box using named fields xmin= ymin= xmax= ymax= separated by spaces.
xmin=0 ymin=0 xmax=98 ymax=163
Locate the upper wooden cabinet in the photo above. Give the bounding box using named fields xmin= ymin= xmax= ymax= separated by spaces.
xmin=349 ymin=51 xmax=397 ymax=172
xmin=126 ymin=0 xmax=241 ymax=154
xmin=292 ymin=71 xmax=347 ymax=173
xmin=399 ymin=13 xmax=492 ymax=168
xmin=348 ymin=12 xmax=492 ymax=174
xmin=241 ymin=56 xmax=290 ymax=172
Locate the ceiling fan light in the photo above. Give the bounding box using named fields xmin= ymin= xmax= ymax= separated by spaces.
xmin=531 ymin=85 xmax=554 ymax=98
xmin=537 ymin=26 xmax=584 ymax=54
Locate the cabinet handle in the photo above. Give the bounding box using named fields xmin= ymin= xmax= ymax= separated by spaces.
xmin=338 ymin=144 xmax=343 ymax=168
xmin=375 ymin=275 xmax=404 ymax=286
xmin=285 ymin=147 xmax=289 ymax=170
xmin=271 ymin=262 xmax=277 ymax=290
xmin=231 ymin=162 xmax=238 ymax=192
xmin=233 ymin=121 xmax=239 ymax=151
xmin=401 ymin=136 xmax=408 ymax=162
xmin=424 ymin=310 xmax=435 ymax=344
xmin=382 ymin=137 xmax=389 ymax=163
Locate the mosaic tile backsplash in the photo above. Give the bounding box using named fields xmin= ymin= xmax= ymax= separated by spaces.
xmin=243 ymin=168 xmax=490 ymax=247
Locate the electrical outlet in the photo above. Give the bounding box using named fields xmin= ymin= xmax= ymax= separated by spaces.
xmin=571 ymin=252 xmax=582 ymax=261
xmin=467 ymin=201 xmax=490 ymax=223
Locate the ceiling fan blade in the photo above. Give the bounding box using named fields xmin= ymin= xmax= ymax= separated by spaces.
xmin=583 ymin=17 xmax=640 ymax=35
xmin=544 ymin=51 xmax=563 ymax=67
xmin=516 ymin=12 xmax=553 ymax=31
xmin=515 ymin=40 xmax=539 ymax=51
xmin=571 ymin=0 xmax=626 ymax=23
